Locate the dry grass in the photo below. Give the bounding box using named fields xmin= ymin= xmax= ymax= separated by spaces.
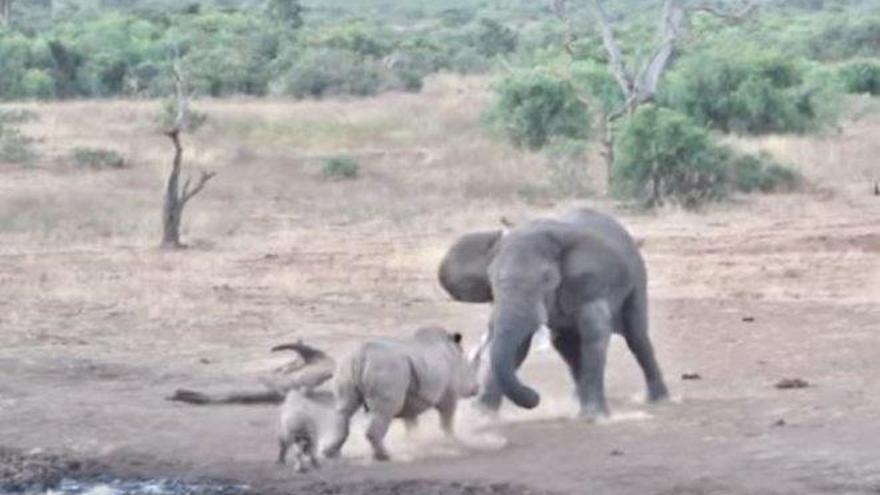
xmin=0 ymin=74 xmax=878 ymax=365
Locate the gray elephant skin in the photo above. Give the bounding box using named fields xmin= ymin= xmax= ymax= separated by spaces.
xmin=323 ymin=326 xmax=478 ymax=461
xmin=438 ymin=208 xmax=669 ymax=419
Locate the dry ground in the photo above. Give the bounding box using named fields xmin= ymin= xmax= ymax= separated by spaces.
xmin=1 ymin=75 xmax=879 ymax=494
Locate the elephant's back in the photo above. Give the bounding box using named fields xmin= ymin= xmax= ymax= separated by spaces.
xmin=556 ymin=208 xmax=646 ymax=280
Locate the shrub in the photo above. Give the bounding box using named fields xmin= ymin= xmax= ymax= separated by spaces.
xmin=839 ymin=59 xmax=880 ymax=95
xmin=728 ymin=153 xmax=802 ymax=193
xmin=156 ymin=98 xmax=208 ymax=132
xmin=71 ymin=147 xmax=126 ymax=169
xmin=280 ymin=48 xmax=385 ymax=98
xmin=475 ymin=18 xmax=518 ymax=58
xmin=486 ymin=69 xmax=591 ymax=150
xmin=662 ymin=49 xmax=838 ymax=134
xmin=613 ymin=105 xmax=729 ymax=208
xmin=322 ymin=156 xmax=360 ymax=179
xmin=0 ymin=125 xmax=34 ymax=164
xmin=393 ymin=69 xmax=424 ymax=92
xmin=0 ymin=108 xmax=37 ymax=125
xmin=21 ymin=69 xmax=54 ymax=99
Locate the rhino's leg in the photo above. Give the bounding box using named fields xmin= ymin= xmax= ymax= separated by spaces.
xmin=323 ymin=393 xmax=360 ymax=459
xmin=292 ymin=443 xmax=306 ymax=473
xmin=402 ymin=416 xmax=418 ymax=435
xmin=365 ymin=411 xmax=393 ymax=461
xmin=436 ymin=395 xmax=457 ymax=437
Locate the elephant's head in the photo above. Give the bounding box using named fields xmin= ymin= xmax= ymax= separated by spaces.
xmin=439 ymin=225 xmax=572 ymax=410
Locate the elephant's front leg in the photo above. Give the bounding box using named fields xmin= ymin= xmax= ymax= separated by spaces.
xmin=475 ymin=328 xmax=532 ymax=412
xmin=574 ymin=299 xmax=613 ymax=421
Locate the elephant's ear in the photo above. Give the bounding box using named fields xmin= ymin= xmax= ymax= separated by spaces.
xmin=438 ymin=230 xmax=503 ymax=303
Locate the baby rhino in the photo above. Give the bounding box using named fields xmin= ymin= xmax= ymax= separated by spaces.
xmin=323 ymin=326 xmax=478 ymax=461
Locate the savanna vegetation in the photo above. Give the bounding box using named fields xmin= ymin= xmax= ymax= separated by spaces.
xmin=2 ymin=0 xmax=879 ymax=209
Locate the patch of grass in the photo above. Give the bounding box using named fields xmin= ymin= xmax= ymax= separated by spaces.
xmin=71 ymin=147 xmax=126 ymax=169
xmin=543 ymin=138 xmax=593 ymax=198
xmin=321 ymin=155 xmax=360 ymax=179
xmin=0 ymin=109 xmax=38 ymax=125
xmin=0 ymin=108 xmax=37 ymax=164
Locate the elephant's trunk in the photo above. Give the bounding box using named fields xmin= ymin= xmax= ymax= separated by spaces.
xmin=489 ymin=297 xmax=542 ymax=409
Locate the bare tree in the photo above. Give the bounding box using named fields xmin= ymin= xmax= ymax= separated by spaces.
xmin=160 ymin=63 xmax=215 ymax=250
xmin=0 ymin=0 xmax=12 ymax=25
xmin=554 ymin=0 xmax=759 ymax=186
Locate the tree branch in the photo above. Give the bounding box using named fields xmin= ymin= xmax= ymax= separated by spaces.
xmin=589 ymin=0 xmax=635 ymax=96
xmin=633 ymin=0 xmax=685 ymax=101
xmin=181 ymin=170 xmax=216 ymax=205
xmin=686 ymin=1 xmax=759 ymax=20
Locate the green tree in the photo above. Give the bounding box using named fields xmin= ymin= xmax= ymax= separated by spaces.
xmin=613 ymin=105 xmax=728 ymax=208
xmin=486 ymin=69 xmax=591 ymax=150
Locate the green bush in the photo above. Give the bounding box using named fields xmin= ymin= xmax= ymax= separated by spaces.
xmin=71 ymin=147 xmax=126 ymax=169
xmin=839 ymin=59 xmax=880 ymax=95
xmin=21 ymin=69 xmax=54 ymax=99
xmin=475 ymin=18 xmax=518 ymax=58
xmin=728 ymin=153 xmax=802 ymax=193
xmin=486 ymin=69 xmax=591 ymax=150
xmin=613 ymin=105 xmax=730 ymax=208
xmin=280 ymin=48 xmax=385 ymax=98
xmin=807 ymin=15 xmax=880 ymax=61
xmin=322 ymin=156 xmax=360 ymax=179
xmin=156 ymin=99 xmax=208 ymax=132
xmin=614 ymin=105 xmax=803 ymax=208
xmin=0 ymin=124 xmax=34 ymax=164
xmin=662 ymin=49 xmax=838 ymax=134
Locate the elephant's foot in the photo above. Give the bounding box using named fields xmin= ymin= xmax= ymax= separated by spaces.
xmin=321 ymin=446 xmax=341 ymax=459
xmin=647 ymin=380 xmax=670 ymax=403
xmin=475 ymin=392 xmax=503 ymax=413
xmin=372 ymin=450 xmax=391 ymax=462
xmin=577 ymin=403 xmax=609 ymax=423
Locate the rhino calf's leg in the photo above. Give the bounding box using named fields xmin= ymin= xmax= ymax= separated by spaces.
xmin=277 ymin=437 xmax=289 ymax=465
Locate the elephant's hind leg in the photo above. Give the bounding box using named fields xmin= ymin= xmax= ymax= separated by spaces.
xmin=621 ymin=292 xmax=669 ymax=402
xmin=573 ymin=299 xmax=613 ymax=421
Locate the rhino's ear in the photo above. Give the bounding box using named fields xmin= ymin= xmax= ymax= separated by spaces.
xmin=451 ymin=332 xmax=463 ymax=345
xmin=438 ymin=230 xmax=503 ymax=303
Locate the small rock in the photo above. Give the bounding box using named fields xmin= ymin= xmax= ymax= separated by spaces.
xmin=775 ymin=378 xmax=810 ymax=389
xmin=610 ymin=449 xmax=624 ymax=457
xmin=199 ymin=357 xmax=212 ymax=365
xmin=742 ymin=316 xmax=755 ymax=322
xmin=773 ymin=419 xmax=787 ymax=427
xmin=681 ymin=373 xmax=701 ymax=380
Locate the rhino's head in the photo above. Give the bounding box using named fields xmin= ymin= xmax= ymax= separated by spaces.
xmin=448 ymin=332 xmax=479 ymax=399
xmin=414 ymin=326 xmax=479 ymax=398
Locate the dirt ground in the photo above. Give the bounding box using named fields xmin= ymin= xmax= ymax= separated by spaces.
xmin=1 ymin=79 xmax=879 ymax=494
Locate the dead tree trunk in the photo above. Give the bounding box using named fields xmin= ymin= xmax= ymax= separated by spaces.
xmin=556 ymin=0 xmax=759 ymax=190
xmin=160 ymin=63 xmax=215 ymax=250
xmin=0 ymin=0 xmax=11 ymax=25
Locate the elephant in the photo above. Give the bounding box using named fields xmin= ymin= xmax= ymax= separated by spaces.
xmin=438 ymin=208 xmax=669 ymax=420
xmin=322 ymin=326 xmax=479 ymax=461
